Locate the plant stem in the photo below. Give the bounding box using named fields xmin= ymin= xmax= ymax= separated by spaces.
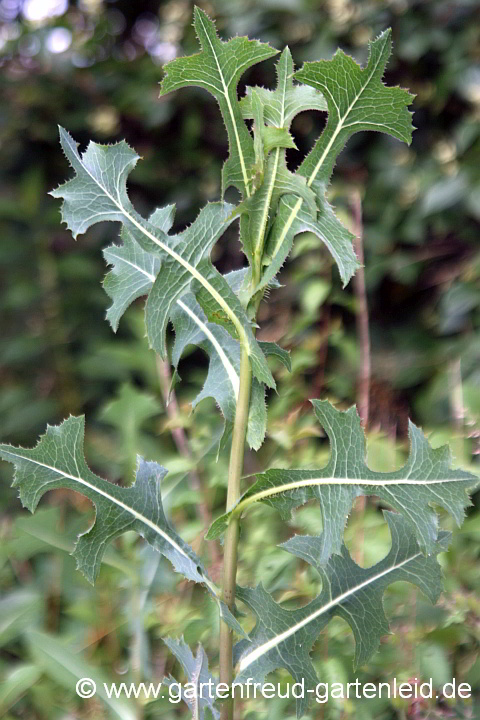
xmin=219 ymin=346 xmax=252 ymax=720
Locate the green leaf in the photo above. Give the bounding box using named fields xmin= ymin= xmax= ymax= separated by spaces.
xmin=206 ymin=400 xmax=477 ymax=556
xmin=170 ymin=291 xmax=266 ymax=451
xmin=261 ymin=30 xmax=415 ymax=288
xmin=160 ymin=7 xmax=278 ymax=197
xmin=295 ymin=29 xmax=415 ymax=189
xmin=0 ymin=417 xmax=248 ymax=638
xmin=240 ymin=47 xmax=327 ymax=129
xmin=0 ymin=664 xmax=41 ymax=715
xmin=234 ymin=514 xmax=449 ymax=718
xmin=236 ymin=50 xmax=319 ymax=284
xmin=163 ymin=637 xmax=219 ymax=720
xmin=257 ymin=341 xmax=292 ymax=372
xmin=241 ymin=151 xmax=317 ymax=274
xmin=263 ymin=194 xmax=360 ymax=288
xmin=0 ymin=590 xmax=42 ymax=648
xmin=103 ymin=204 xmax=175 ymax=331
xmin=99 ymin=383 xmax=161 ymax=438
xmin=103 ymin=223 xmax=267 ymax=449
xmin=50 ymin=128 xmax=275 ymax=389
xmin=0 ymin=417 xmax=209 ymax=586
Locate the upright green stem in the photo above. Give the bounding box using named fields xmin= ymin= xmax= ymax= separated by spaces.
xmin=220 ymin=346 xmax=252 ymax=720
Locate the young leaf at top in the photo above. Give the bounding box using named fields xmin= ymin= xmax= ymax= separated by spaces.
xmin=50 ymin=127 xmax=275 ymax=390
xmin=160 ymin=7 xmax=278 ymax=198
xmin=258 ymin=30 xmax=415 ymax=289
xmin=240 ymin=47 xmax=327 ymax=128
xmin=207 ymin=400 xmax=478 ymax=562
xmin=234 ymin=513 xmax=450 ymax=718
xmin=236 ymin=49 xmax=320 ymax=290
xmin=162 ymin=637 xmax=219 ymax=720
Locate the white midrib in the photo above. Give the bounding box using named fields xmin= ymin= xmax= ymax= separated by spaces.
xmin=253 ymin=59 xmax=287 ymax=273
xmin=76 ymin=151 xmax=249 ymax=353
xmin=110 ymin=253 xmax=240 ymax=399
xmin=253 ymin=147 xmax=280 ymax=262
xmin=238 ymin=550 xmax=421 ymax=672
xmin=3 ymin=450 xmax=191 ymax=562
xmin=233 ymin=475 xmax=464 ymax=516
xmin=177 ymin=299 xmax=240 ymax=399
xmin=197 ymin=12 xmax=251 ymax=198
xmin=270 ymin=48 xmax=384 ymax=259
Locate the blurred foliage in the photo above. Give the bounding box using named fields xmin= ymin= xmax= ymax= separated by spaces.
xmin=0 ymin=0 xmax=479 ymax=719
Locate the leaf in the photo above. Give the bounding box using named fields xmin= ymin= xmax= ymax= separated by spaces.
xmin=257 ymin=341 xmax=291 ymax=372
xmin=0 ymin=664 xmax=41 ymax=715
xmin=240 ymin=151 xmax=317 ymax=276
xmin=206 ymin=400 xmax=478 ymax=558
xmin=170 ymin=291 xmax=266 ymax=451
xmin=0 ymin=417 xmax=208 ymax=586
xmin=295 ymin=29 xmax=415 ymax=189
xmin=0 ymin=590 xmax=42 ymax=648
xmin=234 ymin=514 xmax=450 ymax=718
xmin=262 ymin=30 xmax=415 ymax=288
xmin=103 ymin=204 xmax=175 ymax=331
xmin=240 ymin=47 xmax=327 ymax=129
xmin=50 ymin=127 xmax=275 ymax=389
xmin=236 ymin=49 xmax=319 ymax=283
xmin=160 ymin=7 xmax=278 ymax=197
xmin=103 ymin=224 xmax=267 ymax=449
xmin=163 ymin=637 xmax=219 ymax=720
xmin=10 ymin=507 xmax=137 ymax=578
xmin=263 ymin=194 xmax=360 ymax=288
xmin=99 ymin=383 xmax=161 ymax=439
xmin=0 ymin=416 xmax=248 ymax=637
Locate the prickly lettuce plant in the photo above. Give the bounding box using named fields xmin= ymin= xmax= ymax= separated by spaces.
xmin=1 ymin=9 xmax=477 ymax=720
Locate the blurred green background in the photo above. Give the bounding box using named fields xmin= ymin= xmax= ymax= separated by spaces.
xmin=0 ymin=1 xmax=479 ymax=718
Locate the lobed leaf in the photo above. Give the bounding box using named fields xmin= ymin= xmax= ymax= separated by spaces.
xmin=163 ymin=637 xmax=219 ymax=720
xmin=104 ymin=227 xmax=270 ymax=450
xmin=0 ymin=417 xmax=248 ymax=638
xmin=236 ymin=49 xmax=319 ymax=286
xmin=258 ymin=30 xmax=415 ymax=289
xmin=240 ymin=47 xmax=327 ymax=128
xmin=160 ymin=7 xmax=278 ymax=197
xmin=207 ymin=400 xmax=478 ymax=560
xmin=50 ymin=127 xmax=275 ymax=389
xmin=234 ymin=513 xmax=450 ymax=717
xmin=170 ymin=291 xmax=267 ymax=451
xmin=295 ymin=29 xmax=415 ymax=189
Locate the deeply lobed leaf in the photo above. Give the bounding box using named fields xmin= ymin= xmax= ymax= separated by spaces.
xmin=295 ymin=29 xmax=415 ymax=189
xmin=103 ymin=225 xmax=280 ymax=450
xmin=0 ymin=417 xmax=248 ymax=638
xmin=207 ymin=400 xmax=478 ymax=560
xmin=162 ymin=637 xmax=219 ymax=720
xmin=50 ymin=127 xmax=275 ymax=390
xmin=234 ymin=513 xmax=450 ymax=717
xmin=0 ymin=417 xmax=207 ymax=585
xmin=160 ymin=7 xmax=278 ymax=198
xmin=248 ymin=29 xmax=415 ymax=289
